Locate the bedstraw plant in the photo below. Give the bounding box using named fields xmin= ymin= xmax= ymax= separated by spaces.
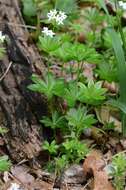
xmin=27 ymin=0 xmax=126 ymax=177
xmin=27 ymin=1 xmax=107 ymax=174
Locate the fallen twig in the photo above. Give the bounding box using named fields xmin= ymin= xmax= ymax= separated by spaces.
xmin=0 ymin=62 xmax=12 ymax=82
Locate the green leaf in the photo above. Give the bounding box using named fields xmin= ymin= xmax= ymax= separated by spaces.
xmin=51 ymin=42 xmax=73 ymax=62
xmin=53 ymin=79 xmax=65 ymax=97
xmin=38 ymin=36 xmax=62 ymax=53
xmin=66 ymin=107 xmax=96 ymax=136
xmin=28 ymin=73 xmax=65 ymax=100
xmin=108 ymin=28 xmax=126 ymax=136
xmin=28 ymin=73 xmax=55 ymax=100
xmin=96 ymin=61 xmax=118 ymax=82
xmin=78 ymin=81 xmax=107 ymax=105
xmin=64 ymin=81 xmax=79 ymax=107
xmin=55 ymin=155 xmax=68 ymax=175
xmin=55 ymin=0 xmax=78 ymax=14
xmin=62 ymin=138 xmax=89 ymax=163
xmin=43 ymin=140 xmax=58 ymax=155
xmin=112 ymin=153 xmax=126 ymax=175
xmin=0 ymin=47 xmax=5 ymax=59
xmin=84 ymin=7 xmax=105 ymax=26
xmin=0 ymin=127 xmax=8 ymax=135
xmin=66 ymin=43 xmax=101 ymax=63
xmin=0 ymin=156 xmax=11 ymax=172
xmin=40 ymin=111 xmax=66 ymax=129
xmin=96 ymin=0 xmax=109 ymax=16
xmin=107 ymin=99 xmax=126 ymax=114
xmin=22 ymin=0 xmax=37 ymax=17
xmin=107 ymin=28 xmax=126 ymax=104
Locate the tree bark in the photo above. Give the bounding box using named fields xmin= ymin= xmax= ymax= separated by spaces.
xmin=0 ymin=0 xmax=47 ymax=161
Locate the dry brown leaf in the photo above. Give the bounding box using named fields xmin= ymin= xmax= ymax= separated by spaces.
xmin=83 ymin=150 xmax=115 ymax=190
xmin=11 ymin=165 xmax=35 ymax=185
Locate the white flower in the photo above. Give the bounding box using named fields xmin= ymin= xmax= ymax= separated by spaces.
xmin=47 ymin=9 xmax=67 ymax=25
xmin=47 ymin=9 xmax=57 ymax=21
xmin=0 ymin=31 xmax=5 ymax=43
xmin=42 ymin=27 xmax=55 ymax=37
xmin=58 ymin=11 xmax=67 ymax=20
xmin=55 ymin=11 xmax=67 ymax=25
xmin=119 ymin=1 xmax=126 ymax=10
xmin=7 ymin=183 xmax=23 ymax=190
xmin=55 ymin=14 xmax=64 ymax=25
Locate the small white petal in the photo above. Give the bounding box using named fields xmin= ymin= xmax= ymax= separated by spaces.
xmin=55 ymin=11 xmax=67 ymax=25
xmin=55 ymin=15 xmax=64 ymax=25
xmin=47 ymin=9 xmax=57 ymax=21
xmin=42 ymin=27 xmax=55 ymax=37
xmin=119 ymin=1 xmax=126 ymax=10
xmin=58 ymin=11 xmax=67 ymax=20
xmin=0 ymin=31 xmax=5 ymax=43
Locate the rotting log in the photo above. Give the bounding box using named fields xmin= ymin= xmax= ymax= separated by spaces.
xmin=0 ymin=0 xmax=47 ymax=162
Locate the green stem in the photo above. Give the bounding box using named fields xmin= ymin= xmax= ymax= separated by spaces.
xmin=76 ymin=62 xmax=81 ymax=81
xmin=35 ymin=12 xmax=41 ymax=39
xmin=122 ymin=114 xmax=126 ymax=137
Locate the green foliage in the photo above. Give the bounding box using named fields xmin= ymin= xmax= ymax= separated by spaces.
xmin=66 ymin=43 xmax=101 ymax=63
xmin=43 ymin=140 xmax=58 ymax=155
xmin=111 ymin=153 xmax=126 ymax=190
xmin=28 ymin=73 xmax=65 ymax=100
xmin=40 ymin=111 xmax=66 ymax=130
xmin=108 ymin=28 xmax=126 ymax=136
xmin=55 ymin=155 xmax=68 ymax=175
xmin=62 ymin=138 xmax=89 ymax=163
xmin=25 ymin=0 xmax=126 ymax=178
xmin=84 ymin=7 xmax=105 ymax=28
xmin=78 ymin=80 xmax=107 ymax=105
xmin=55 ymin=0 xmax=78 ymax=15
xmin=69 ymin=23 xmax=84 ymax=33
xmin=63 ymin=81 xmax=79 ymax=107
xmin=51 ymin=42 xmax=73 ymax=62
xmin=22 ymin=0 xmax=37 ymax=17
xmin=38 ymin=36 xmax=62 ymax=53
xmin=0 ymin=156 xmax=11 ymax=172
xmin=0 ymin=47 xmax=5 ymax=59
xmin=96 ymin=61 xmax=118 ymax=82
xmin=103 ymin=122 xmax=115 ymax=131
xmin=0 ymin=127 xmax=8 ymax=135
xmin=66 ymin=107 xmax=96 ymax=137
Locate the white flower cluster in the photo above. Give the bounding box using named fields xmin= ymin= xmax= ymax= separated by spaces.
xmin=119 ymin=1 xmax=126 ymax=10
xmin=0 ymin=31 xmax=5 ymax=43
xmin=41 ymin=9 xmax=67 ymax=38
xmin=42 ymin=27 xmax=55 ymax=38
xmin=47 ymin=9 xmax=67 ymax=25
xmin=7 ymin=183 xmax=23 ymax=190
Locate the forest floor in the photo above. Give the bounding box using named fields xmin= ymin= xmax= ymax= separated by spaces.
xmin=0 ymin=0 xmax=126 ymax=190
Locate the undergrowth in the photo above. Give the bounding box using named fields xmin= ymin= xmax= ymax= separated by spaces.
xmin=1 ymin=1 xmax=126 ymax=190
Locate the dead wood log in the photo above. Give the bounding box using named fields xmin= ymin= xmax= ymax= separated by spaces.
xmin=0 ymin=0 xmax=47 ymax=162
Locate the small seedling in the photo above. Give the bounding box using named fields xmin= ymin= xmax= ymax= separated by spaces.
xmin=28 ymin=72 xmax=65 ymax=101
xmin=0 ymin=155 xmax=11 ymax=172
xmin=40 ymin=111 xmax=66 ymax=130
xmin=42 ymin=140 xmax=59 ymax=160
xmin=111 ymin=153 xmax=126 ymax=190
xmin=62 ymin=138 xmax=89 ymax=163
xmin=66 ymin=106 xmax=96 ymax=137
xmin=78 ymin=80 xmax=107 ymax=105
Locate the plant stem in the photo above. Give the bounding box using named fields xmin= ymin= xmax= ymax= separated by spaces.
xmin=122 ymin=114 xmax=126 ymax=137
xmin=76 ymin=62 xmax=81 ymax=81
xmin=35 ymin=12 xmax=41 ymax=39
